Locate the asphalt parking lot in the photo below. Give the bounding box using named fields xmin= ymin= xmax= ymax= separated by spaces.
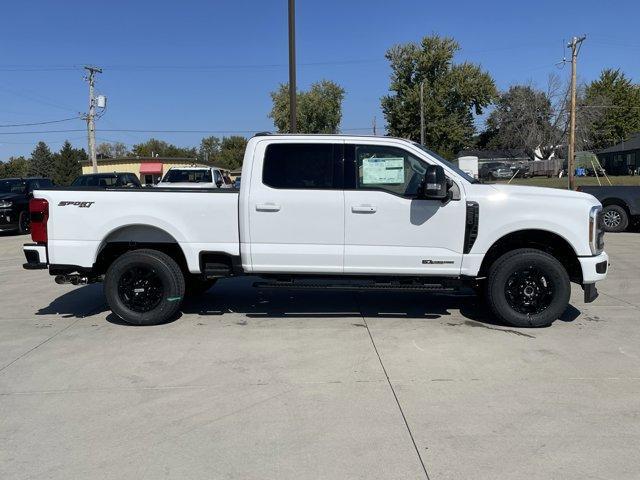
xmin=1 ymin=232 xmax=639 ymax=480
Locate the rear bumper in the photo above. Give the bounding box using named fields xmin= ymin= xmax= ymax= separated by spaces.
xmin=23 ymin=243 xmax=48 ymax=270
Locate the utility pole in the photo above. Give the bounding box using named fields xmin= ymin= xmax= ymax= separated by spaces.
xmin=372 ymin=116 xmax=377 ymax=135
xmin=420 ymin=80 xmax=425 ymax=145
xmin=84 ymin=65 xmax=102 ymax=173
xmin=567 ymin=35 xmax=586 ymax=190
xmin=287 ymin=0 xmax=297 ymax=133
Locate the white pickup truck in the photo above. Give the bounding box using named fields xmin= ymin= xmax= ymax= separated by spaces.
xmin=23 ymin=134 xmax=608 ymax=327
xmin=156 ymin=165 xmax=232 ymax=189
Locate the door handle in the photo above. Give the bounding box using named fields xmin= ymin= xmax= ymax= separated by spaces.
xmin=351 ymin=205 xmax=377 ymax=214
xmin=256 ymin=203 xmax=281 ymax=212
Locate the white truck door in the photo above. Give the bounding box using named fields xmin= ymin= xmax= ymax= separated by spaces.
xmin=343 ymin=143 xmax=466 ymax=275
xmin=248 ymin=141 xmax=344 ymax=273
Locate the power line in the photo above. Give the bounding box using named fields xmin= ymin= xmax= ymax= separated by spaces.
xmin=0 ymin=116 xmax=81 ymax=128
xmin=0 ymin=127 xmax=374 ymax=136
xmin=0 ymin=59 xmax=383 ymax=73
xmin=0 ymin=83 xmax=78 ymax=112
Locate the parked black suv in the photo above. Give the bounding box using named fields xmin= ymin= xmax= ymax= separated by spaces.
xmin=71 ymin=172 xmax=142 ymax=188
xmin=0 ymin=177 xmax=54 ymax=234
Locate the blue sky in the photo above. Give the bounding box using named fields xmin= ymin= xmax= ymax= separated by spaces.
xmin=1 ymin=0 xmax=639 ymax=159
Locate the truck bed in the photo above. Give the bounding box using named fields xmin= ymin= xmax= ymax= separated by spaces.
xmin=34 ymin=187 xmax=240 ymax=273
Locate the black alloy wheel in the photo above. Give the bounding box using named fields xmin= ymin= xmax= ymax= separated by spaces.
xmin=486 ymin=248 xmax=570 ymax=327
xmin=117 ymin=265 xmax=164 ymax=313
xmin=504 ymin=266 xmax=554 ymax=315
xmin=104 ymin=249 xmax=185 ymax=325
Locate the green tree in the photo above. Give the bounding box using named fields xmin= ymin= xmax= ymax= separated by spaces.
xmin=96 ymin=142 xmax=129 ymax=158
xmin=131 ymin=138 xmax=197 ymax=158
xmin=381 ymin=35 xmax=497 ymax=158
xmin=585 ymin=69 xmax=640 ymax=149
xmin=217 ymin=136 xmax=247 ymax=170
xmin=28 ymin=141 xmax=55 ymax=178
xmin=53 ymin=141 xmax=85 ymax=186
xmin=269 ymin=80 xmax=345 ymax=134
xmin=485 ymin=85 xmax=560 ymax=159
xmin=199 ymin=136 xmax=221 ymax=164
xmin=0 ymin=156 xmax=29 ymax=178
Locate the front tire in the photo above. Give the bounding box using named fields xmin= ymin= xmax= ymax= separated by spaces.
xmin=104 ymin=249 xmax=185 ymax=325
xmin=486 ymin=249 xmax=570 ymax=328
xmin=602 ymin=205 xmax=628 ymax=232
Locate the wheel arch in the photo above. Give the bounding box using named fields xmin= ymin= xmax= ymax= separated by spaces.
xmin=94 ymin=224 xmax=189 ymax=275
xmin=600 ymin=197 xmax=631 ymax=215
xmin=478 ymin=229 xmax=582 ymax=283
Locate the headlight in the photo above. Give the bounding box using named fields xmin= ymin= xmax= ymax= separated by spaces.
xmin=0 ymin=200 xmax=12 ymax=208
xmin=589 ymin=205 xmax=604 ymax=255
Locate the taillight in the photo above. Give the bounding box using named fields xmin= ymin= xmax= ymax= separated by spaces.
xmin=30 ymin=198 xmax=49 ymax=243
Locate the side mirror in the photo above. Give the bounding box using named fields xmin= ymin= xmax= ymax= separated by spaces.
xmin=215 ymin=179 xmax=223 ymax=188
xmin=419 ymin=165 xmax=448 ymax=200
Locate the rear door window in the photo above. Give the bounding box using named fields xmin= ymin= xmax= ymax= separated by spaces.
xmin=262 ymin=143 xmax=342 ymax=189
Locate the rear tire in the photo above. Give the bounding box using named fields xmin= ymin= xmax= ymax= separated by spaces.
xmin=104 ymin=249 xmax=185 ymax=326
xmin=486 ymin=248 xmax=570 ymax=328
xmin=602 ymin=204 xmax=628 ymax=232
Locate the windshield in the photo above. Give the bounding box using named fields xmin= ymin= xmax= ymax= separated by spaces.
xmin=412 ymin=143 xmax=479 ymax=183
xmin=161 ymin=169 xmax=212 ymax=183
xmin=0 ymin=179 xmax=25 ymax=194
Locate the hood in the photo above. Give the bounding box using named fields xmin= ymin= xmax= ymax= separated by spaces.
xmin=487 ymin=183 xmax=596 ymax=202
xmin=0 ymin=192 xmax=22 ymax=202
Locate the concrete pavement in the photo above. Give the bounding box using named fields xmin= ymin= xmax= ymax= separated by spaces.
xmin=1 ymin=231 xmax=639 ymax=479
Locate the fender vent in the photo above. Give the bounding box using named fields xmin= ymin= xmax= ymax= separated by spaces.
xmin=464 ymin=201 xmax=479 ymax=254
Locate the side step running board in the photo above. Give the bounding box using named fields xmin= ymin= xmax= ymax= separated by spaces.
xmin=203 ymin=262 xmax=232 ymax=279
xmin=253 ymin=280 xmax=458 ymax=293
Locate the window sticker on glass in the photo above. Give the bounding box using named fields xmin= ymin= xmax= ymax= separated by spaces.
xmin=362 ymin=157 xmax=405 ymax=185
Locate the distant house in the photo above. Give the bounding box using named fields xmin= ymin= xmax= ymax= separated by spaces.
xmin=596 ymin=132 xmax=640 ymax=175
xmin=80 ymin=156 xmax=199 ymax=186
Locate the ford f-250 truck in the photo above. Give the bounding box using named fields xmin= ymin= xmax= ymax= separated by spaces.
xmin=23 ymin=134 xmax=608 ymax=328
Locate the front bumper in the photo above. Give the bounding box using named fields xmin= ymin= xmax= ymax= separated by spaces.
xmin=23 ymin=243 xmax=48 ymax=270
xmin=579 ymin=251 xmax=609 ymax=283
xmin=0 ymin=209 xmax=18 ymax=231
xmin=579 ymin=251 xmax=609 ymax=303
